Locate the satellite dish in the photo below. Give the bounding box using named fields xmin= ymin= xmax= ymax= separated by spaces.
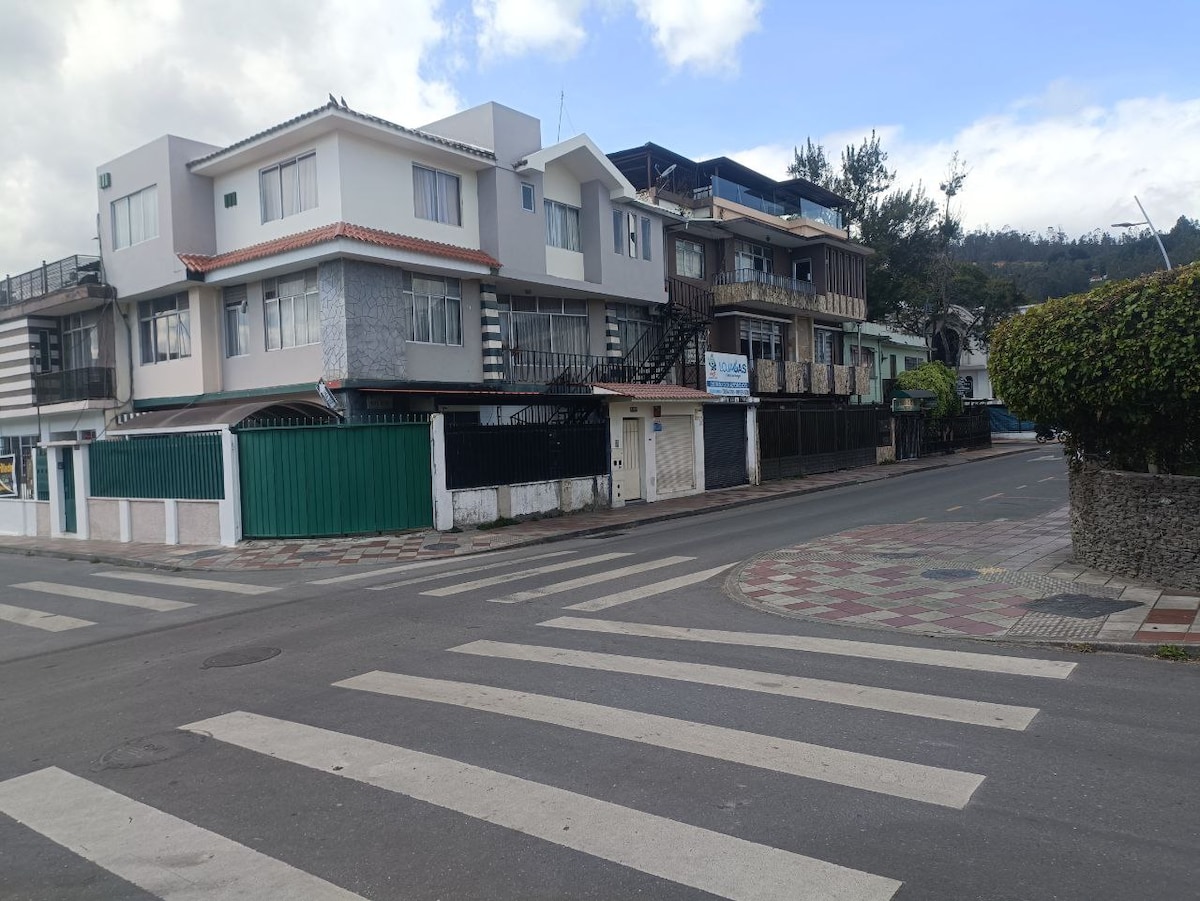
xmin=655 ymin=163 xmax=677 ymax=185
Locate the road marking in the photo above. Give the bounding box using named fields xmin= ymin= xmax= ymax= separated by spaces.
xmin=564 ymin=564 xmax=734 ymax=612
xmin=1037 ymin=476 xmax=1056 ymax=483
xmin=367 ymin=550 xmax=576 ymax=590
xmin=978 ymin=493 xmax=1004 ymax=501
xmin=1030 ymin=455 xmax=1058 ymax=462
xmin=183 ymin=711 xmax=902 ymax=901
xmin=93 ymin=571 xmax=277 ymax=595
xmin=1015 ymin=485 xmax=1028 ymax=490
xmin=13 ymin=582 xmax=192 ymax=612
xmin=0 ymin=767 xmax=365 ymax=900
xmin=0 ymin=603 xmax=94 ymax=632
xmin=422 ymin=553 xmax=631 ymax=597
xmin=908 ymin=517 xmax=927 ymax=523
xmin=945 ymin=505 xmax=963 ymax=512
xmin=490 ymin=556 xmax=695 ymax=604
xmin=538 ymin=617 xmax=1076 ymax=679
xmin=308 ymin=548 xmax=525 ymax=585
xmin=451 ymin=642 xmax=1039 ymax=730
xmin=336 ymin=671 xmax=984 ymax=809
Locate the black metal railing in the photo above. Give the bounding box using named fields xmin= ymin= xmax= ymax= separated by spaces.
xmin=34 ymin=367 xmax=115 ymax=405
xmin=2 ymin=256 xmax=101 ymax=308
xmin=445 ymin=421 xmax=609 ymax=489
xmin=759 ymin=403 xmax=889 ymax=479
xmin=713 ymin=268 xmax=817 ymax=296
xmin=920 ymin=406 xmax=993 ymax=455
xmin=502 ymin=350 xmax=612 ymax=387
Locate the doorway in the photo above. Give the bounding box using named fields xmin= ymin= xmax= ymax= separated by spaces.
xmin=61 ymin=448 xmax=76 ymax=533
xmin=614 ymin=418 xmax=643 ymax=502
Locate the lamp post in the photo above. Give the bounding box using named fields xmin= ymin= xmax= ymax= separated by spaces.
xmin=1111 ymin=195 xmax=1172 ymax=270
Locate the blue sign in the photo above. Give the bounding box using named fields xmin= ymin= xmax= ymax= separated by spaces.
xmin=705 ymin=352 xmax=750 ymax=396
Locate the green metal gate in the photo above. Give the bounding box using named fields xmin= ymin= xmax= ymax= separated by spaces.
xmin=237 ymin=420 xmax=433 ymax=539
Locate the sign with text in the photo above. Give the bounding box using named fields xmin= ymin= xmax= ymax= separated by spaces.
xmin=705 ymin=352 xmax=750 ymax=396
xmin=0 ymin=455 xmax=15 ymax=498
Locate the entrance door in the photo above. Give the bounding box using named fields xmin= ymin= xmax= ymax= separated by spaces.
xmin=615 ymin=418 xmax=643 ymax=501
xmin=61 ymin=448 xmax=76 ymax=533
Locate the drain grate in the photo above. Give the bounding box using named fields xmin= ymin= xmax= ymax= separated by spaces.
xmin=95 ymin=732 xmax=207 ymax=770
xmin=921 ymin=569 xmax=980 ymax=581
xmin=1022 ymin=593 xmax=1143 ymax=620
xmin=202 ymin=647 xmax=281 ymax=669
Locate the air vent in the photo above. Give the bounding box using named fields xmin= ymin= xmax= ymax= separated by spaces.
xmin=223 ymin=191 xmax=238 ymax=208
xmin=98 ymin=172 xmax=112 ymax=190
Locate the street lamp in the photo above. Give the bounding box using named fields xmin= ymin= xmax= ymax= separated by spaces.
xmin=1111 ymin=195 xmax=1172 ymax=270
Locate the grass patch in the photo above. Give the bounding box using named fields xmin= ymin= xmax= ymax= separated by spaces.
xmin=1154 ymin=644 xmax=1192 ymax=661
xmin=477 ymin=516 xmax=520 ymax=531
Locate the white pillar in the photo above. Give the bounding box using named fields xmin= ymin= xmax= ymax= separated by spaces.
xmin=73 ymin=444 xmax=90 ymax=540
xmin=119 ymin=499 xmax=132 ymax=542
xmin=692 ymin=406 xmax=705 ymax=494
xmin=47 ymin=446 xmax=64 ymax=538
xmin=218 ymin=429 xmax=241 ymax=547
xmin=164 ymin=498 xmax=179 ymax=545
xmin=746 ymin=404 xmax=760 ymax=485
xmin=429 ymin=413 xmax=453 ymax=531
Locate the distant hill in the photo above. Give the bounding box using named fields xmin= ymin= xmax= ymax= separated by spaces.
xmin=952 ymin=215 xmax=1200 ymax=302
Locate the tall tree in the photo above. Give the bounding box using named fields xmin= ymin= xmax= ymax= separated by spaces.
xmin=788 ymin=138 xmax=833 ymax=188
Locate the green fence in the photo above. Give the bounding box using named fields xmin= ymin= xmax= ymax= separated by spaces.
xmin=89 ymin=433 xmax=224 ymax=499
xmin=237 ymin=421 xmax=432 ymax=538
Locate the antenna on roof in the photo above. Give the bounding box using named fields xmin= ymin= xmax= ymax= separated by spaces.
xmin=557 ymin=91 xmax=564 ymax=143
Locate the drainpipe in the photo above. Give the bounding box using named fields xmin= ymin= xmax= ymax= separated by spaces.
xmin=855 ymin=321 xmax=863 ymax=403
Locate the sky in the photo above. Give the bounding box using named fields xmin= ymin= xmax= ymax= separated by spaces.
xmin=2 ymin=0 xmax=1199 ymax=275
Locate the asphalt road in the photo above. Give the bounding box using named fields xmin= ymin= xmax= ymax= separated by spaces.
xmin=1 ymin=449 xmax=1196 ymax=901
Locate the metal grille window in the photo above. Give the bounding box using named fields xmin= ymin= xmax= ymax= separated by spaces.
xmin=675 ymin=239 xmax=704 ymax=279
xmin=413 ymin=165 xmax=461 ymax=225
xmin=260 ymin=153 xmax=318 ymax=222
xmin=497 ymin=296 xmax=589 ymax=355
xmin=405 ymin=274 xmax=462 ymax=345
xmin=264 ymin=270 xmax=320 ymax=351
xmin=62 ymin=313 xmax=99 ymax=370
xmin=905 ymin=356 xmax=921 ymax=371
xmin=545 ymin=200 xmax=581 ymax=251
xmin=739 ymin=318 xmax=783 ymax=361
xmin=734 ymin=240 xmax=773 ymax=274
xmin=138 ymin=294 xmax=191 ymax=364
xmin=111 ymin=185 xmax=158 ymax=250
xmin=224 ymin=285 xmax=249 ymax=357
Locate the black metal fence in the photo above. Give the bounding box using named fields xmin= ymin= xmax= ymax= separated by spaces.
xmin=894 ymin=406 xmax=993 ymax=460
xmin=34 ymin=367 xmax=115 ymax=405
xmin=759 ymin=404 xmax=890 ymax=479
xmin=2 ymin=255 xmax=101 ymax=308
xmin=445 ymin=421 xmax=609 ymax=489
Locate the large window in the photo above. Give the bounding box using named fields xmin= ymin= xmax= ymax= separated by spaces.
xmin=264 ymin=270 xmax=320 ymax=351
xmin=111 ymin=185 xmax=158 ymax=250
xmin=498 ymin=296 xmax=589 ymax=355
xmin=739 ymin=318 xmax=783 ymax=361
xmin=260 ymin=153 xmax=318 ymax=223
xmin=675 ymin=239 xmax=704 ymax=279
xmin=613 ymin=211 xmax=652 ymax=260
xmin=613 ymin=302 xmax=655 ymax=353
xmin=815 ymin=326 xmax=843 ymax=365
xmin=545 ymin=200 xmax=581 ymax=252
xmin=224 ymin=285 xmax=249 ymax=358
xmin=734 ymin=240 xmax=773 ymax=274
xmin=62 ymin=313 xmax=99 ymax=370
xmin=139 ymin=294 xmax=191 ymax=364
xmin=405 ymin=274 xmax=462 ymax=345
xmin=413 ymin=165 xmax=461 ymax=225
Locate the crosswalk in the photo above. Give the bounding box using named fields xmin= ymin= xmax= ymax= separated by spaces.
xmin=0 ymin=547 xmax=1083 ymax=899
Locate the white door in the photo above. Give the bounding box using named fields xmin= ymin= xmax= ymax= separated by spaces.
xmin=657 ymin=416 xmax=695 ymax=495
xmin=615 ymin=418 xmax=643 ymax=501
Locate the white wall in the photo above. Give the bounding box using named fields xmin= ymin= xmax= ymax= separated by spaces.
xmin=450 ymin=476 xmax=610 ymax=527
xmin=0 ymin=500 xmax=42 ymax=536
xmin=607 ymin=400 xmax=705 ymax=506
xmin=221 ymin=279 xmax=324 ymax=392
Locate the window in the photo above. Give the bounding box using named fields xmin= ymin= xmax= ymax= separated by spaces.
xmin=544 ymin=200 xmax=581 ymax=252
xmin=260 ymin=153 xmax=318 ymax=222
xmin=849 ymin=345 xmax=875 ymax=371
xmin=613 ymin=209 xmax=623 ymax=255
xmin=640 ymin=216 xmax=652 ymax=261
xmin=413 ymin=165 xmax=461 ymax=225
xmin=614 ymin=302 xmax=655 ymax=353
xmin=815 ymin=327 xmax=842 ymax=364
xmin=740 ymin=319 xmax=783 ymax=361
xmin=675 ymin=239 xmax=704 ymax=279
xmin=30 ymin=329 xmax=53 ymax=373
xmin=111 ymin=185 xmax=158 ymax=250
xmin=521 ymin=182 xmax=535 ymax=212
xmin=614 ymin=211 xmax=652 ymax=260
xmin=138 ymin=294 xmax=191 ymax=364
xmin=497 ymin=296 xmax=589 ymax=355
xmin=405 ymin=274 xmax=462 ymax=345
xmin=904 ymin=356 xmax=921 ymax=371
xmin=734 ymin=240 xmax=773 ymax=274
xmin=62 ymin=313 xmax=99 ymax=370
xmin=792 ymin=258 xmax=812 ymax=282
xmin=224 ymin=285 xmax=249 ymax=358
xmin=264 ymin=270 xmax=320 ymax=350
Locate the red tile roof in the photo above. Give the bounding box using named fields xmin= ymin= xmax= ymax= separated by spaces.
xmin=591 ymin=382 xmax=716 ymax=400
xmin=178 ymin=222 xmax=500 ymax=274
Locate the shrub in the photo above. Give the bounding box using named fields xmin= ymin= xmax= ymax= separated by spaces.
xmin=989 ymin=262 xmax=1200 ymax=472
xmin=895 ymin=361 xmax=962 ymax=419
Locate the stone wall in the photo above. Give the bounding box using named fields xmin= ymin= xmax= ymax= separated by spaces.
xmin=1069 ymin=466 xmax=1200 ymax=591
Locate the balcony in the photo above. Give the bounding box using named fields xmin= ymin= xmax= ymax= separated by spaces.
xmin=751 ymin=360 xmax=871 ymax=397
xmin=712 ymin=269 xmax=866 ymax=320
xmin=2 ymin=256 xmax=102 ymax=310
xmin=705 ymin=176 xmax=843 ymax=229
xmin=502 ymin=351 xmax=638 ymax=391
xmin=34 ymin=367 xmax=116 ymax=406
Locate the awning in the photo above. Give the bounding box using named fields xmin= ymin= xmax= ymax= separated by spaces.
xmin=108 ymin=400 xmax=334 ymax=434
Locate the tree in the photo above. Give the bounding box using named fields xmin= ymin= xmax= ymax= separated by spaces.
xmin=895 ymin=361 xmax=961 ymax=419
xmin=789 ymin=138 xmax=833 ymax=188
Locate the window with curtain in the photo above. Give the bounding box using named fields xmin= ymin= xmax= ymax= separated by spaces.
xmin=138 ymin=294 xmax=191 ymax=364
xmin=260 ymin=152 xmax=318 ymax=222
xmin=734 ymin=240 xmax=773 ymax=274
xmin=815 ymin=327 xmax=842 ymax=364
xmin=612 ymin=209 xmax=623 ymax=255
xmin=111 ymin=185 xmax=158 ymax=249
xmin=62 ymin=313 xmax=99 ymax=370
xmin=739 ymin=318 xmax=783 ymax=361
xmin=405 ymin=273 xmax=462 ymax=345
xmin=614 ymin=302 xmax=655 ymax=353
xmin=675 ymin=239 xmax=704 ymax=279
xmin=544 ymin=200 xmax=581 ymax=252
xmin=497 ymin=296 xmax=589 ymax=355
xmin=264 ymin=270 xmax=320 ymax=350
xmin=413 ymin=165 xmax=461 ymax=225
xmin=223 ymin=285 xmax=249 ymax=357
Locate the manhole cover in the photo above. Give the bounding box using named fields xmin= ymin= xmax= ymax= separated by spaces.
xmin=921 ymin=569 xmax=980 ymax=581
xmin=586 ymin=532 xmax=627 ymax=539
xmin=1022 ymin=594 xmax=1142 ymax=619
xmin=95 ymin=731 xmax=207 ymax=770
xmin=201 ymin=647 xmax=281 ymax=669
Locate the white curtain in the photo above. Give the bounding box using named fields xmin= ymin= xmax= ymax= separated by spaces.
xmin=413 ymin=167 xmax=438 ymax=221
xmin=552 ymin=315 xmax=588 ymax=355
xmin=545 ymin=202 xmax=581 ymax=251
xmin=261 ymin=169 xmax=281 ymax=221
xmin=297 ymin=154 xmax=317 ymax=212
xmin=279 ymin=161 xmax=299 ymax=218
xmin=139 ymin=186 xmax=158 ymax=242
xmin=112 ymin=197 xmax=131 ymax=248
xmin=436 ymin=170 xmax=460 ymax=225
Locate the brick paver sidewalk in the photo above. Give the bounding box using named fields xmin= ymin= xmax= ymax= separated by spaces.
xmin=735 ymin=506 xmax=1200 ymax=648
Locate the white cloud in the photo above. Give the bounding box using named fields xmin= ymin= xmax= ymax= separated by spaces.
xmin=633 ymin=0 xmax=762 ymax=74
xmin=473 ymin=0 xmax=589 ymax=59
xmin=0 ymin=0 xmax=462 ymax=273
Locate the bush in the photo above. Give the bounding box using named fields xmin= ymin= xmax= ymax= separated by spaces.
xmin=895 ymin=361 xmax=962 ymax=419
xmin=988 ymin=262 xmax=1200 ymax=472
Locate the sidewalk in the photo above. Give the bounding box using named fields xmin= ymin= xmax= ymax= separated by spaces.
xmin=0 ymin=441 xmax=1033 ymax=572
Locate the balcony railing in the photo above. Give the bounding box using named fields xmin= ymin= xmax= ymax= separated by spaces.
xmin=750 ymin=360 xmax=871 ymax=397
xmin=1 ymin=256 xmax=102 ymax=309
xmin=707 ymin=176 xmax=843 ymax=229
xmin=503 ymin=350 xmax=634 ymax=389
xmin=34 ymin=367 xmax=116 ymax=405
xmin=714 ymin=268 xmax=817 ymax=296
xmin=712 ymin=269 xmax=866 ymax=320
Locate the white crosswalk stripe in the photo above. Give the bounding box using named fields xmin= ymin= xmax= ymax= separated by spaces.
xmin=13 ymin=581 xmax=193 ymax=612
xmin=562 ymin=564 xmax=734 ymax=612
xmin=367 ymin=550 xmax=576 ymax=590
xmin=489 ymin=555 xmax=696 ymax=603
xmin=0 ymin=602 xmax=94 ymax=632
xmin=92 ymin=571 xmax=278 ymax=595
xmin=308 ymin=547 xmax=557 ymax=585
xmin=451 ymin=641 xmax=1039 ymax=730
xmin=421 ymin=552 xmax=631 ymax=597
xmin=336 ymin=671 xmax=985 ymax=808
xmin=182 ymin=710 xmax=903 ymax=901
xmin=0 ymin=767 xmax=366 ymax=900
xmin=538 ymin=616 xmax=1077 ymax=679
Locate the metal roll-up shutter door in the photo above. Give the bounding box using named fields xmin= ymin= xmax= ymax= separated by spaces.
xmin=657 ymin=415 xmax=695 ymax=495
xmin=704 ymin=405 xmax=747 ymax=489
